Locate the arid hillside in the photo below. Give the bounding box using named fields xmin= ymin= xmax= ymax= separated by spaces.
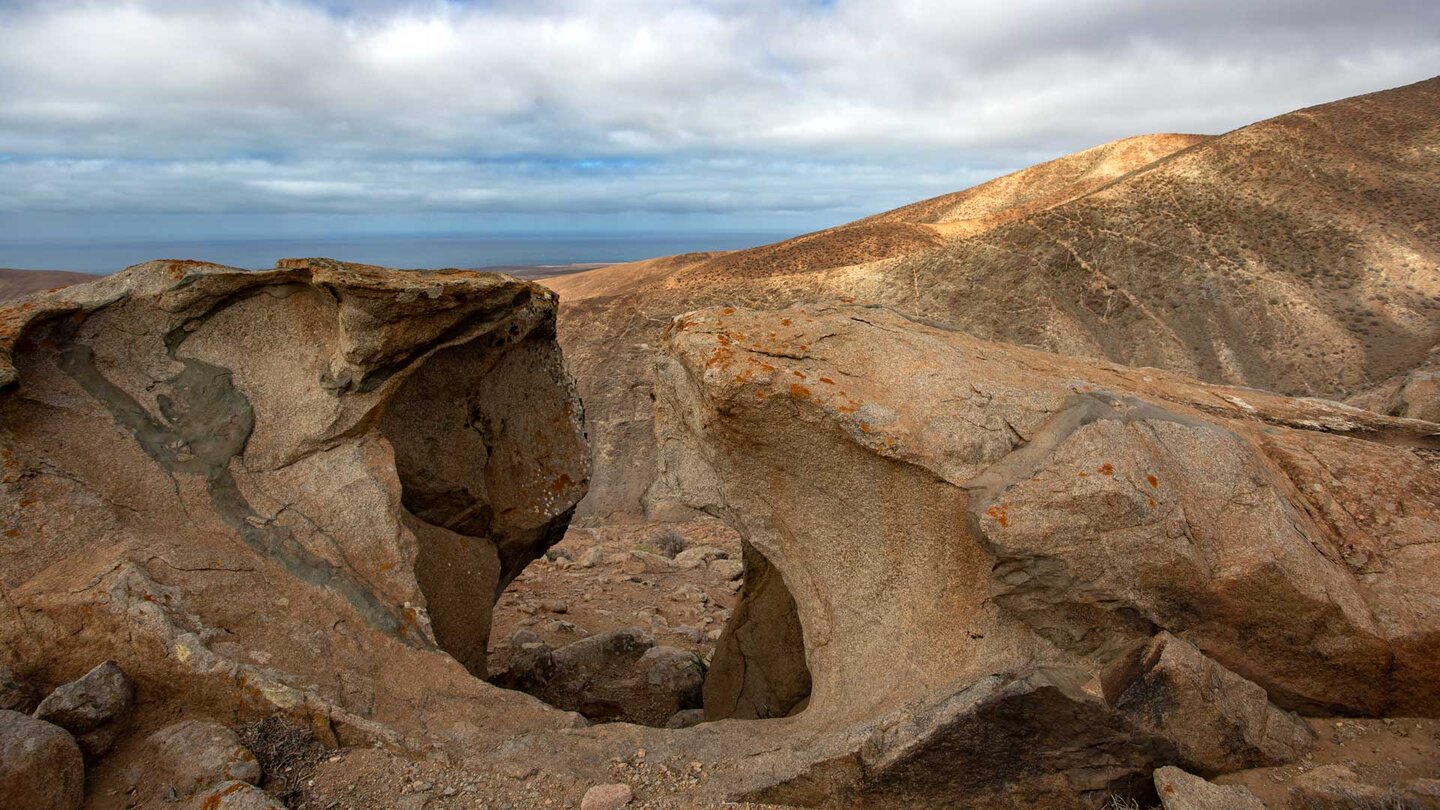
xmin=0 ymin=268 xmax=98 ymax=301
xmin=548 ymin=76 xmax=1440 ymax=521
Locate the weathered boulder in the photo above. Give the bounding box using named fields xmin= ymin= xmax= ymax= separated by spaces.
xmin=513 ymin=628 xmax=704 ymax=726
xmin=1152 ymin=766 xmax=1264 ymax=810
xmin=0 ymin=709 xmax=84 ymax=810
xmin=1106 ymin=633 xmax=1313 ymax=775
xmin=0 ymin=259 xmax=589 ymax=757
xmin=33 ymin=660 xmax=133 ymax=758
xmin=653 ymin=303 xmax=1440 ymax=805
xmin=141 ymin=719 xmax=261 ymax=801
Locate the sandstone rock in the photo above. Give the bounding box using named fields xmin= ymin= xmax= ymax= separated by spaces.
xmin=1107 ymin=633 xmax=1313 ymax=775
xmin=33 ymin=660 xmax=133 ymax=758
xmin=143 ymin=719 xmax=261 ymax=800
xmin=578 ymin=546 xmax=607 ymax=568
xmin=0 ymin=665 xmax=37 ymax=713
xmin=580 ymin=783 xmax=633 ymax=810
xmin=673 ymin=546 xmax=727 ymax=569
xmin=653 ymin=303 xmax=1440 ymax=804
xmin=707 ymin=559 xmax=744 ymax=582
xmin=194 ymin=780 xmax=286 ymax=809
xmin=1152 ymin=766 xmax=1264 ymax=810
xmin=0 ymin=710 xmax=84 ymax=810
xmin=0 ymin=259 xmax=588 ymax=743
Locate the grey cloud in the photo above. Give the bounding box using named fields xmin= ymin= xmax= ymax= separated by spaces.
xmin=0 ymin=0 xmax=1436 ymax=222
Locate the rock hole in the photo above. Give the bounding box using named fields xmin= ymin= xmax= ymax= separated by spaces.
xmin=483 ymin=521 xmax=812 ymax=728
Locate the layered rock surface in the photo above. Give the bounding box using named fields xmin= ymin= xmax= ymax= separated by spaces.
xmin=0 ymin=259 xmax=590 ymax=756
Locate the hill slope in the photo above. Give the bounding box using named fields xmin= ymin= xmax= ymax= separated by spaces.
xmin=549 ymin=76 xmax=1440 ymax=522
xmin=0 ymin=268 xmax=98 ymax=301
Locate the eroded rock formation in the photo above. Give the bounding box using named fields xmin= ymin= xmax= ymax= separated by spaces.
xmin=0 ymin=259 xmax=589 ymax=747
xmin=652 ymin=303 xmax=1440 ymax=805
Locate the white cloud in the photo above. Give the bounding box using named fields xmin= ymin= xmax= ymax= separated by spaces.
xmin=0 ymin=0 xmax=1436 ymax=222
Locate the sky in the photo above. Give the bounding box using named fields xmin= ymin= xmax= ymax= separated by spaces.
xmin=1 ymin=0 xmax=1438 ymax=249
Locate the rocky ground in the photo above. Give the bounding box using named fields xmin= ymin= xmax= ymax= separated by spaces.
xmin=489 ymin=521 xmax=744 ymax=671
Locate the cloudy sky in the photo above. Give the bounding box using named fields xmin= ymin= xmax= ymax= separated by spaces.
xmin=1 ymin=0 xmax=1438 ymax=248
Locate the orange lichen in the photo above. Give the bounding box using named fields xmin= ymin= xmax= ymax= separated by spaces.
xmin=705 ymin=347 xmax=734 ymax=368
xmin=1098 ymin=463 xmax=1114 ymax=476
xmin=789 ymin=383 xmax=812 ymax=399
xmin=792 ymin=370 xmax=807 ymax=379
xmin=722 ymin=307 xmax=736 ymax=315
xmin=550 ymin=473 xmax=574 ymax=494
xmin=985 ymin=504 xmax=1010 ymax=528
xmin=781 ymin=318 xmax=792 ymax=326
xmin=819 ymin=377 xmax=835 ymax=385
xmin=1147 ymin=474 xmax=1158 ymax=488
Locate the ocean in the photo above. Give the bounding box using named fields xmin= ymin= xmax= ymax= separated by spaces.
xmin=0 ymin=232 xmax=793 ymax=275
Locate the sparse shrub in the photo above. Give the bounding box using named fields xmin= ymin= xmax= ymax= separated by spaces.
xmin=651 ymin=527 xmax=687 ymax=558
xmin=238 ymin=715 xmax=326 ymax=806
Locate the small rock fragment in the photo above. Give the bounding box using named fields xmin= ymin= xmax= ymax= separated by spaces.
xmin=580 ymin=783 xmax=633 ymax=810
xmin=578 ymin=547 xmax=606 ymax=568
xmin=33 ymin=660 xmax=134 ymax=758
xmin=1153 ymin=766 xmax=1265 ymax=810
xmin=708 ymin=559 xmax=744 ymax=581
xmin=674 ymin=546 xmax=727 ymax=569
xmin=625 ymin=550 xmax=675 ymax=574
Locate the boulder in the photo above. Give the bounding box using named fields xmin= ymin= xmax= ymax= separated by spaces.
xmin=0 ymin=709 xmax=84 ymax=810
xmin=502 ymin=628 xmax=705 ymax=726
xmin=1107 ymin=633 xmax=1313 ymax=775
xmin=33 ymin=660 xmax=133 ymax=758
xmin=1152 ymin=766 xmax=1264 ymax=810
xmin=653 ymin=303 xmax=1440 ymax=804
xmin=142 ymin=719 xmax=261 ymax=800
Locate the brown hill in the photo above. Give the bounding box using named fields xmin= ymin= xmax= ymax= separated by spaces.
xmin=0 ymin=268 xmax=96 ymax=301
xmin=548 ymin=76 xmax=1440 ymax=522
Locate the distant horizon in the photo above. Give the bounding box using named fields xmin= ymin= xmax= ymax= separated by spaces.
xmin=0 ymin=230 xmax=799 ymax=275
